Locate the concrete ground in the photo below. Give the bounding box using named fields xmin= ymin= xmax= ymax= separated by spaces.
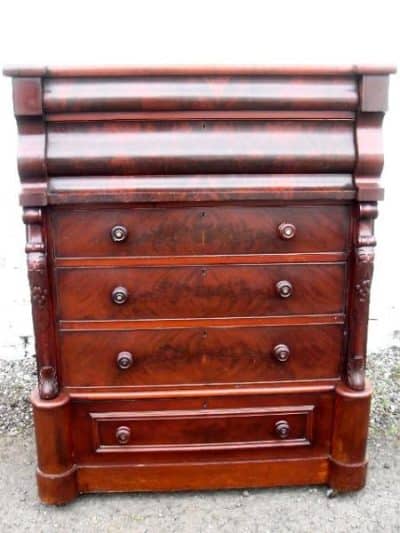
xmin=0 ymin=433 xmax=398 ymax=533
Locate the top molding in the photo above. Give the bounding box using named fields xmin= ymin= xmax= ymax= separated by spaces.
xmin=3 ymin=64 xmax=397 ymax=78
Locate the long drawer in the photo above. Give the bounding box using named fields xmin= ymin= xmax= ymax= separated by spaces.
xmin=59 ymin=324 xmax=343 ymax=388
xmin=72 ymin=391 xmax=334 ymax=464
xmin=51 ymin=204 xmax=350 ymax=258
xmin=56 ymin=263 xmax=346 ymax=320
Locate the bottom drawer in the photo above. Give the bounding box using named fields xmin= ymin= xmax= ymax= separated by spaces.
xmin=72 ymin=391 xmax=334 ymax=464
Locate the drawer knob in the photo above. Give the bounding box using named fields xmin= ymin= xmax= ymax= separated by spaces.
xmin=116 ymin=351 xmax=134 ymax=370
xmin=276 ymin=280 xmax=293 ymax=298
xmin=272 ymin=344 xmax=290 ymax=363
xmin=111 ymin=225 xmax=128 ymax=242
xmin=112 ymin=286 xmax=128 ymax=304
xmin=115 ymin=426 xmax=131 ymax=445
xmin=278 ymin=222 xmax=296 ymax=240
xmin=275 ymin=420 xmax=290 ymax=439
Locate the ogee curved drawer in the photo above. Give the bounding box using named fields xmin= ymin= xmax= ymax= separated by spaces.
xmin=51 ymin=204 xmax=351 ymax=258
xmin=46 ymin=120 xmax=354 ymax=176
xmin=59 ymin=324 xmax=343 ymax=388
xmin=55 ymin=263 xmax=346 ymax=320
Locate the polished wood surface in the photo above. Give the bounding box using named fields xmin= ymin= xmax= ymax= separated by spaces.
xmin=51 ymin=204 xmax=350 ymax=257
xmin=59 ymin=324 xmax=343 ymax=388
xmin=56 ymin=263 xmax=346 ymax=320
xmin=4 ymin=65 xmax=393 ymax=503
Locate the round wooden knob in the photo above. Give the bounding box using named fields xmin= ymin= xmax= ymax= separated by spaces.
xmin=112 ymin=286 xmax=128 ymax=304
xmin=276 ymin=280 xmax=293 ymax=298
xmin=275 ymin=420 xmax=290 ymax=439
xmin=111 ymin=225 xmax=128 ymax=242
xmin=115 ymin=426 xmax=131 ymax=445
xmin=272 ymin=344 xmax=290 ymax=363
xmin=278 ymin=222 xmax=296 ymax=240
xmin=116 ymin=351 xmax=133 ymax=370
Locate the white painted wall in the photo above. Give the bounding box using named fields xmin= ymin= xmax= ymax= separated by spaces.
xmin=0 ymin=0 xmax=399 ymax=358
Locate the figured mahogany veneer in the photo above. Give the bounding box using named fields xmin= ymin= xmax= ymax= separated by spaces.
xmin=56 ymin=263 xmax=346 ymax=320
xmin=51 ymin=205 xmax=350 ymax=257
xmin=4 ymin=64 xmax=394 ymax=504
xmin=59 ymin=324 xmax=343 ymax=388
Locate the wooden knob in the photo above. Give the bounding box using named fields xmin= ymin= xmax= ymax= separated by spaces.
xmin=276 ymin=280 xmax=293 ymax=298
xmin=112 ymin=286 xmax=128 ymax=304
xmin=272 ymin=344 xmax=290 ymax=363
xmin=278 ymin=222 xmax=296 ymax=240
xmin=111 ymin=225 xmax=128 ymax=242
xmin=115 ymin=426 xmax=131 ymax=445
xmin=275 ymin=420 xmax=290 ymax=439
xmin=116 ymin=351 xmax=133 ymax=370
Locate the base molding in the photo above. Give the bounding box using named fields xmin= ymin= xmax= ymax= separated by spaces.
xmin=30 ymin=381 xmax=373 ymax=503
xmin=77 ymin=457 xmax=329 ymax=493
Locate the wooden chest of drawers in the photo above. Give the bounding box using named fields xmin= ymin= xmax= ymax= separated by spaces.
xmin=4 ymin=65 xmax=394 ymax=504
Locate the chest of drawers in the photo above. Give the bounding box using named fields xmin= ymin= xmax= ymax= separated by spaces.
xmin=4 ymin=65 xmax=394 ymax=504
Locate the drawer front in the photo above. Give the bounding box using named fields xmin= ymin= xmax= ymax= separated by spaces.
xmin=56 ymin=263 xmax=346 ymax=320
xmin=72 ymin=392 xmax=334 ymax=463
xmin=60 ymin=324 xmax=343 ymax=388
xmin=51 ymin=205 xmax=350 ymax=258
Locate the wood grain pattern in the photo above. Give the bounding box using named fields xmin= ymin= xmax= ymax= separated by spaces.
xmin=59 ymin=324 xmax=343 ymax=388
xmin=56 ymin=263 xmax=346 ymax=320
xmin=51 ymin=204 xmax=350 ymax=257
xmin=46 ymin=120 xmax=355 ymax=176
xmin=42 ymin=75 xmax=358 ymax=113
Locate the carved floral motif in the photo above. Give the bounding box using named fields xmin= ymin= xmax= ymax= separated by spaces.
xmin=31 ymin=285 xmax=48 ymax=307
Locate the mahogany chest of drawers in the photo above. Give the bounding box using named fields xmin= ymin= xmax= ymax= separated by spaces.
xmin=4 ymin=65 xmax=394 ymax=504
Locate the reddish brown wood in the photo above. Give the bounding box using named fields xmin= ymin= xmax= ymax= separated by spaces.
xmin=51 ymin=204 xmax=351 ymax=257
xmin=4 ymin=65 xmax=393 ymax=503
xmin=23 ymin=208 xmax=58 ymax=399
xmin=46 ymin=175 xmax=356 ymax=205
xmin=56 ymin=263 xmax=346 ymax=320
xmin=58 ymin=324 xmax=343 ymax=388
xmin=346 ymin=203 xmax=378 ymax=390
xmin=3 ymin=64 xmax=396 ymax=77
xmin=46 ymin=119 xmax=355 ymax=176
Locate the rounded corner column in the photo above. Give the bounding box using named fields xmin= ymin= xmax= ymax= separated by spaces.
xmin=329 ymin=380 xmax=372 ymax=492
xmin=31 ymin=388 xmax=78 ymax=504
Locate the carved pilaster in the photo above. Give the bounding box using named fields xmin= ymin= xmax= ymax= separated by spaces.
xmin=346 ymin=203 xmax=378 ymax=390
xmin=23 ymin=208 xmax=58 ymax=399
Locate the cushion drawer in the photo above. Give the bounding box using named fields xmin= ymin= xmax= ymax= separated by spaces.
xmin=59 ymin=324 xmax=343 ymax=388
xmin=56 ymin=263 xmax=346 ymax=320
xmin=51 ymin=205 xmax=350 ymax=258
xmin=72 ymin=392 xmax=333 ymax=463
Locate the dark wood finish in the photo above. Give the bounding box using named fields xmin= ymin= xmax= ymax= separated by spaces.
xmin=4 ymin=65 xmax=393 ymax=503
xmin=46 ymin=119 xmax=355 ymax=176
xmin=56 ymin=263 xmax=346 ymax=320
xmin=58 ymin=324 xmax=344 ymax=388
xmin=51 ymin=204 xmax=351 ymax=257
